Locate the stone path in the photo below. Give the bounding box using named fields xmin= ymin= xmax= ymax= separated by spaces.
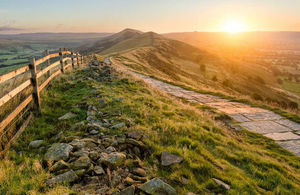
xmin=129 ymin=72 xmax=300 ymax=156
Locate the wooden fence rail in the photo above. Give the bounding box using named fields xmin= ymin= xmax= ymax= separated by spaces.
xmin=0 ymin=49 xmax=88 ymax=152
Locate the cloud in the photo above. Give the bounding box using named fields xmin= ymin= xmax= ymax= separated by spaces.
xmin=0 ymin=25 xmax=23 ymax=31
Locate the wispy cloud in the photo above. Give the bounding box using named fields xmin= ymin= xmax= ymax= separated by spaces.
xmin=0 ymin=25 xmax=23 ymax=31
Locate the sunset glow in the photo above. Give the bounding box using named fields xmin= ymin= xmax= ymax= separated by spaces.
xmin=221 ymin=20 xmax=249 ymax=34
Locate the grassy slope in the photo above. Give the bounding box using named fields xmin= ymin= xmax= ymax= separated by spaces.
xmin=1 ymin=67 xmax=299 ymax=194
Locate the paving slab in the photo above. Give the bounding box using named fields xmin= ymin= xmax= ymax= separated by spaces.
xmin=264 ymin=132 xmax=300 ymax=141
xmin=242 ymin=112 xmax=283 ymax=121
xmin=277 ymin=140 xmax=300 ymax=156
xmin=228 ymin=114 xmax=251 ymax=122
xmin=275 ymin=119 xmax=300 ymax=131
xmin=240 ymin=121 xmax=292 ymax=134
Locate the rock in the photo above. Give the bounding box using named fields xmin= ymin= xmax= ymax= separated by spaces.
xmin=212 ymin=178 xmax=230 ymax=190
xmin=132 ymin=168 xmax=147 ymax=177
xmin=105 ymin=146 xmax=116 ymax=154
xmin=54 ymin=131 xmax=64 ymax=141
xmin=94 ymin=166 xmax=105 ymax=175
xmin=29 ymin=140 xmax=43 ymax=148
xmin=161 ymin=152 xmax=183 ymax=166
xmin=89 ymin=151 xmax=99 ymax=161
xmin=46 ymin=170 xmax=78 ymax=186
xmin=69 ymin=139 xmax=86 ymax=150
xmin=45 ymin=143 xmax=73 ymax=162
xmin=72 ymin=149 xmax=89 ymax=158
xmin=90 ymin=130 xmax=99 ymax=135
xmin=49 ymin=160 xmax=69 ymax=173
xmin=138 ymin=178 xmax=177 ymax=195
xmin=58 ymin=112 xmax=77 ymax=120
xmin=72 ymin=156 xmax=91 ymax=170
xmin=88 ymin=122 xmax=104 ymax=131
xmin=102 ymin=152 xmax=126 ymax=167
xmin=111 ymin=122 xmax=125 ymax=129
xmin=126 ymin=138 xmax=146 ymax=148
xmin=127 ymin=131 xmax=143 ymax=140
xmin=119 ymin=185 xmax=135 ymax=195
xmin=86 ymin=115 xmax=95 ymax=122
xmin=75 ymin=169 xmax=86 ymax=177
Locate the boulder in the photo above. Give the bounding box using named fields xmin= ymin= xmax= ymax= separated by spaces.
xmin=46 ymin=170 xmax=78 ymax=186
xmin=138 ymin=178 xmax=177 ymax=195
xmin=49 ymin=160 xmax=69 ymax=173
xmin=29 ymin=140 xmax=43 ymax=149
xmin=58 ymin=112 xmax=76 ymax=120
xmin=127 ymin=131 xmax=143 ymax=140
xmin=102 ymin=152 xmax=126 ymax=167
xmin=45 ymin=143 xmax=73 ymax=162
xmin=94 ymin=165 xmax=105 ymax=175
xmin=212 ymin=178 xmax=230 ymax=190
xmin=72 ymin=156 xmax=91 ymax=170
xmin=111 ymin=122 xmax=125 ymax=129
xmin=161 ymin=152 xmax=183 ymax=166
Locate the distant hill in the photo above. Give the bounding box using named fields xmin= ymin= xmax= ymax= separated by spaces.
xmin=82 ymin=29 xmax=298 ymax=109
xmin=80 ymin=28 xmax=143 ymax=53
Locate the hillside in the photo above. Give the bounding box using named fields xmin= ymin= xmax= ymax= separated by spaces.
xmin=1 ymin=58 xmax=299 ymax=194
xmin=89 ymin=29 xmax=298 ymax=112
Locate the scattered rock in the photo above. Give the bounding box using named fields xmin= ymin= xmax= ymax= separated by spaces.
xmin=89 ymin=130 xmax=99 ymax=135
xmin=46 ymin=170 xmax=78 ymax=186
xmin=138 ymin=178 xmax=177 ymax=195
xmin=127 ymin=131 xmax=143 ymax=140
xmin=212 ymin=178 xmax=230 ymax=190
xmin=72 ymin=156 xmax=91 ymax=170
xmin=49 ymin=160 xmax=69 ymax=173
xmin=45 ymin=143 xmax=73 ymax=162
xmin=105 ymin=146 xmax=116 ymax=153
xmin=102 ymin=152 xmax=126 ymax=167
xmin=89 ymin=151 xmax=99 ymax=161
xmin=54 ymin=131 xmax=64 ymax=141
xmin=29 ymin=140 xmax=43 ymax=148
xmin=94 ymin=166 xmax=105 ymax=175
xmin=58 ymin=112 xmax=77 ymax=120
xmin=161 ymin=152 xmax=183 ymax=166
xmin=111 ymin=122 xmax=125 ymax=129
xmin=69 ymin=139 xmax=86 ymax=150
xmin=72 ymin=149 xmax=89 ymax=158
xmin=119 ymin=185 xmax=135 ymax=195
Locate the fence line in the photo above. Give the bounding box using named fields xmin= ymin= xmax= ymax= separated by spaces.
xmin=0 ymin=49 xmax=88 ymax=153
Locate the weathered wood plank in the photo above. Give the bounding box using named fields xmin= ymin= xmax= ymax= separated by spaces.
xmin=0 ymin=79 xmax=31 ymax=108
xmin=39 ymin=69 xmax=61 ymax=92
xmin=35 ymin=53 xmax=60 ymax=66
xmin=0 ymin=65 xmax=30 ymax=84
xmin=0 ymin=95 xmax=33 ymax=133
xmin=36 ymin=60 xmax=60 ymax=78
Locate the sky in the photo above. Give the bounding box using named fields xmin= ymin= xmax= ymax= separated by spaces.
xmin=0 ymin=0 xmax=300 ymax=34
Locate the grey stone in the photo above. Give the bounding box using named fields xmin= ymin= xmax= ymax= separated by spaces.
xmin=46 ymin=170 xmax=78 ymax=186
xmin=127 ymin=131 xmax=143 ymax=140
xmin=212 ymin=178 xmax=230 ymax=190
xmin=119 ymin=186 xmax=135 ymax=195
xmin=111 ymin=122 xmax=126 ymax=129
xmin=72 ymin=155 xmax=91 ymax=170
xmin=240 ymin=121 xmax=291 ymax=134
xmin=49 ymin=160 xmax=69 ymax=173
xmin=138 ymin=178 xmax=177 ymax=195
xmin=89 ymin=151 xmax=99 ymax=161
xmin=277 ymin=140 xmax=300 ymax=156
xmin=94 ymin=165 xmax=105 ymax=175
xmin=45 ymin=143 xmax=73 ymax=162
xmin=73 ymin=149 xmax=89 ymax=158
xmin=264 ymin=132 xmax=300 ymax=141
xmin=29 ymin=140 xmax=43 ymax=148
xmin=69 ymin=139 xmax=86 ymax=150
xmin=161 ymin=152 xmax=183 ymax=166
xmin=90 ymin=130 xmax=99 ymax=135
xmin=105 ymin=146 xmax=116 ymax=153
xmin=58 ymin=112 xmax=77 ymax=120
xmin=102 ymin=152 xmax=126 ymax=167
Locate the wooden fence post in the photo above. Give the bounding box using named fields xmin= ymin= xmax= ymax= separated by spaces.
xmin=45 ymin=50 xmax=51 ymax=77
xmin=71 ymin=50 xmax=74 ymax=69
xmin=77 ymin=53 xmax=79 ymax=67
xmin=29 ymin=57 xmax=41 ymax=113
xmin=59 ymin=48 xmax=64 ymax=73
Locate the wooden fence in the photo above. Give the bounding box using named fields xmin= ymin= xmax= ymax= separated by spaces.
xmin=0 ymin=49 xmax=87 ymax=153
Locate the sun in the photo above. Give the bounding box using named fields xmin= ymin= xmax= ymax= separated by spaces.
xmin=221 ymin=20 xmax=248 ymax=34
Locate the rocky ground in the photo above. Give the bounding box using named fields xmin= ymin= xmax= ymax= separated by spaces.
xmin=30 ymin=58 xmax=189 ymax=195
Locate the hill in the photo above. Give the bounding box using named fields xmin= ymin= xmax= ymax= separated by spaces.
xmin=88 ymin=29 xmax=298 ymax=113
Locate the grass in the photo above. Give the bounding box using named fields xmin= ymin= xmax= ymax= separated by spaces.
xmin=1 ymin=67 xmax=299 ymax=194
